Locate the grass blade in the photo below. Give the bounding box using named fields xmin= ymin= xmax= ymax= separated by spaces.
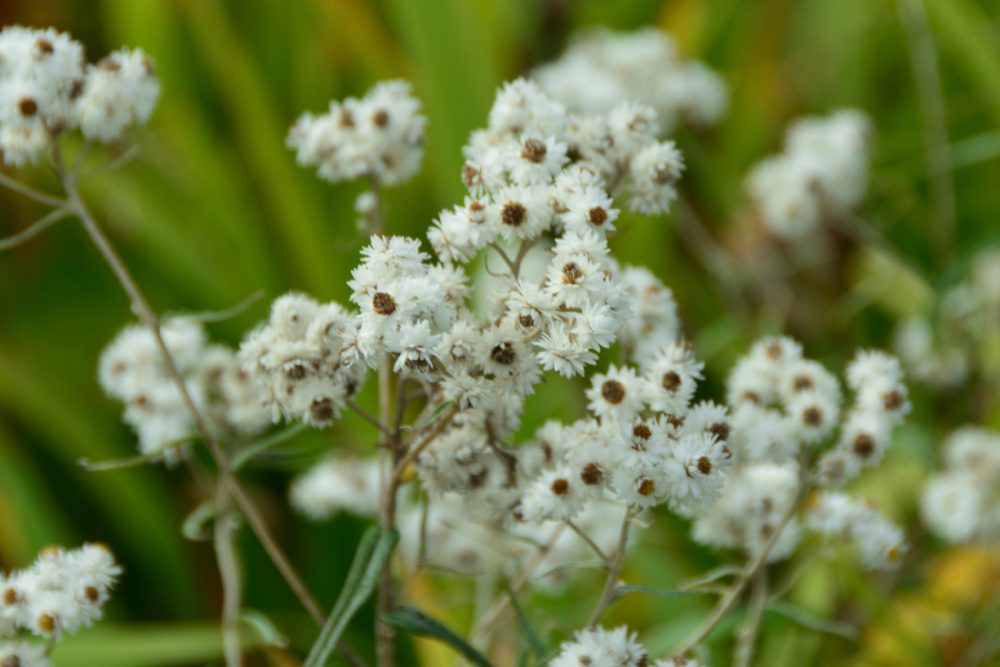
xmin=382 ymin=605 xmax=496 ymax=667
xmin=304 ymin=526 xmax=398 ymax=667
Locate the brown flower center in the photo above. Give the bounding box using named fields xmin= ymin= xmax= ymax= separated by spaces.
xmin=601 ymin=379 xmax=626 ymax=404
xmin=662 ymin=370 xmax=681 ymax=392
xmin=580 ymin=463 xmax=604 ymax=485
xmin=372 ymin=291 xmax=396 ymax=315
xmin=853 ymin=433 xmax=875 ymax=458
xmin=520 ymin=138 xmax=547 ymax=163
xmin=501 ymin=202 xmax=527 ymax=227
xmin=588 ymin=206 xmax=608 ymax=226
xmin=17 ymin=98 xmax=37 ymax=117
xmin=551 ymin=478 xmax=570 ymax=496
xmin=490 ymin=342 xmax=516 ymax=365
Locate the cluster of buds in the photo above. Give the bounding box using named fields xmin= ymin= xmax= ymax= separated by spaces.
xmin=746 ymin=110 xmax=870 ymax=240
xmin=533 ymin=27 xmax=727 ymax=132
xmin=0 ymin=25 xmax=159 ymax=166
xmin=99 ymin=318 xmax=270 ymax=464
xmin=922 ymin=427 xmax=1000 ymax=543
xmin=1 ymin=544 xmax=121 ymax=666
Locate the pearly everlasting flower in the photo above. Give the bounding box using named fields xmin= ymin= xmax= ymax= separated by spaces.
xmin=76 ymin=48 xmax=160 ymax=142
xmin=549 ymin=625 xmax=692 ymax=667
xmin=746 ymin=109 xmax=870 ymax=240
xmin=239 ymin=293 xmax=366 ymax=428
xmin=533 ymin=28 xmax=727 ymax=132
xmin=693 ymin=463 xmax=802 ymax=562
xmin=807 ymin=492 xmax=906 ymax=570
xmin=922 ymin=427 xmax=1000 ymax=543
xmin=100 ymin=318 xmax=269 ymax=464
xmin=288 ymin=79 xmax=426 ymax=185
xmin=1 ymin=544 xmax=120 ymax=641
xmin=291 ymin=457 xmax=381 ymax=520
xmin=0 ymin=26 xmax=159 ymax=165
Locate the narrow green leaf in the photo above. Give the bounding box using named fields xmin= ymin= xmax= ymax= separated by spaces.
xmin=303 ymin=526 xmax=399 ymax=667
xmin=231 ymin=422 xmax=309 ymax=471
xmin=503 ymin=581 xmax=545 ymax=659
xmin=181 ymin=501 xmax=217 ymax=542
xmin=611 ymin=585 xmax=707 ymax=603
xmin=239 ymin=608 xmax=289 ymax=648
xmin=768 ymin=601 xmax=859 ymax=641
xmin=381 ymin=606 xmax=495 ymax=667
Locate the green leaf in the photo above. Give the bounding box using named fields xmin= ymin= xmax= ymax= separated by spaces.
xmin=768 ymin=601 xmax=859 ymax=641
xmin=503 ymin=581 xmax=545 ymax=659
xmin=52 ymin=622 xmax=266 ymax=667
xmin=181 ymin=501 xmax=217 ymax=542
xmin=611 ymin=584 xmax=707 ymax=603
xmin=381 ymin=605 xmax=496 ymax=667
xmin=231 ymin=422 xmax=308 ymax=471
xmin=240 ymin=608 xmax=289 ymax=648
xmin=303 ymin=526 xmax=399 ymax=667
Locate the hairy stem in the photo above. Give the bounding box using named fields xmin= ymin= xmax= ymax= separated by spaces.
xmin=671 ymin=498 xmax=797 ymax=656
xmin=215 ymin=489 xmax=243 ymax=667
xmin=587 ymin=505 xmax=635 ymax=627
xmin=0 ymin=207 xmax=69 ymax=251
xmin=471 ymin=523 xmax=566 ymax=647
xmin=49 ymin=142 xmax=365 ymax=667
xmin=733 ymin=571 xmax=768 ymax=667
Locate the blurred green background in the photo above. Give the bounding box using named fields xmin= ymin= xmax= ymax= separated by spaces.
xmin=1 ymin=0 xmax=999 ymax=665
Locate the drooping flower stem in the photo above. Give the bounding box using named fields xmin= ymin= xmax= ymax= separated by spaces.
xmin=49 ymin=139 xmax=365 ymax=667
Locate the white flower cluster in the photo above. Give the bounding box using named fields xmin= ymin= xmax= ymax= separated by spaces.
xmin=239 ymin=294 xmax=368 ymax=428
xmin=0 ymin=26 xmax=159 ymax=166
xmin=922 ymin=427 xmax=1000 ymax=543
xmin=746 ymin=110 xmax=870 ymax=240
xmin=430 ymin=77 xmax=683 ymax=259
xmin=895 ymin=246 xmax=1000 ymax=389
xmin=291 ymin=456 xmax=625 ymax=583
xmin=100 ymin=318 xmax=270 ymax=464
xmin=287 ymin=80 xmax=426 ymax=185
xmin=533 ymin=27 xmax=727 ymax=133
xmin=1 ymin=544 xmax=120 ymax=647
xmin=692 ymin=339 xmax=909 ymax=566
xmin=807 ymin=492 xmax=906 ymax=570
xmin=550 ymin=625 xmax=699 ymax=667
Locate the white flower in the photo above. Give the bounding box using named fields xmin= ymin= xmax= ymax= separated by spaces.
xmin=642 ymin=341 xmax=703 ymax=414
xmin=586 ymin=365 xmax=644 ymax=422
xmin=77 ymin=48 xmax=160 ymax=142
xmin=288 ymin=79 xmax=426 ymax=185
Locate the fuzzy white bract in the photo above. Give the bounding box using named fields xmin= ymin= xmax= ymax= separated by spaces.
xmin=0 ymin=25 xmax=158 ymax=166
xmin=746 ymin=109 xmax=870 ymax=240
xmin=1 ymin=544 xmax=120 ymax=643
xmin=692 ymin=337 xmax=909 ymax=566
xmin=551 ymin=625 xmax=701 ymax=667
xmin=534 ymin=27 xmax=727 ymax=132
xmin=922 ymin=427 xmax=1000 ymax=543
xmin=288 ymin=80 xmax=426 ymax=185
xmin=100 ymin=318 xmax=270 ymax=464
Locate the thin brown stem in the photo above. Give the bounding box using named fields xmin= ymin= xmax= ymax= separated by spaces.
xmin=587 ymin=505 xmax=635 ymax=627
xmin=348 ymin=398 xmax=392 ymax=436
xmin=48 ymin=143 xmax=365 ymax=667
xmin=671 ymin=495 xmax=798 ymax=657
xmin=214 ymin=488 xmax=243 ymax=667
xmin=565 ymin=519 xmax=609 ymax=565
xmin=0 ymin=170 xmax=66 ymax=208
xmin=471 ymin=523 xmax=566 ymax=646
xmin=733 ymin=571 xmax=768 ymax=667
xmin=0 ymin=207 xmax=69 ymax=251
